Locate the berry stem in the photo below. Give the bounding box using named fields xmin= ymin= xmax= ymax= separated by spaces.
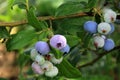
xmin=77 ymin=45 xmax=120 ymax=68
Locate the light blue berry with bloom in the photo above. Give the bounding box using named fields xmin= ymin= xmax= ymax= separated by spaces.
xmin=35 ymin=41 xmax=50 ymax=55
xmin=60 ymin=44 xmax=70 ymax=54
xmin=109 ymin=23 xmax=115 ymax=34
xmin=84 ymin=21 xmax=98 ymax=34
xmin=103 ymin=39 xmax=115 ymax=51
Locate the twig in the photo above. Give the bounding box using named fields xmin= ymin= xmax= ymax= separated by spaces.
xmin=0 ymin=12 xmax=91 ymax=27
xmin=77 ymin=45 xmax=120 ymax=68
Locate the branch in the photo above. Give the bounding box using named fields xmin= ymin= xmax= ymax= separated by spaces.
xmin=0 ymin=12 xmax=91 ymax=27
xmin=77 ymin=45 xmax=120 ymax=69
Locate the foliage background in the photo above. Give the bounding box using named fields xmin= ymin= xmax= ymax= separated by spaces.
xmin=0 ymin=0 xmax=120 ymax=80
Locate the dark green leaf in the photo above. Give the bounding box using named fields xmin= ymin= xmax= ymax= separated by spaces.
xmin=56 ymin=58 xmax=81 ymax=78
xmin=6 ymin=30 xmax=36 ymax=51
xmin=27 ymin=7 xmax=48 ymax=31
xmin=17 ymin=53 xmax=31 ymax=68
xmin=65 ymin=35 xmax=80 ymax=47
xmin=83 ymin=33 xmax=93 ymax=48
xmin=55 ymin=18 xmax=86 ymax=35
xmin=0 ymin=27 xmax=10 ymax=38
xmin=55 ymin=1 xmax=88 ymax=16
xmin=68 ymin=45 xmax=82 ymax=66
xmin=87 ymin=0 xmax=98 ymax=8
xmin=95 ymin=14 xmax=101 ymax=23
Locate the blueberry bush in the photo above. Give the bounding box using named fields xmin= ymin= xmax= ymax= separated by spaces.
xmin=0 ymin=0 xmax=120 ymax=80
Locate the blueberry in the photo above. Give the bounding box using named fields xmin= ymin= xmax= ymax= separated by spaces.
xmin=45 ymin=66 xmax=58 ymax=77
xmin=108 ymin=23 xmax=115 ymax=34
xmin=103 ymin=8 xmax=117 ymax=23
xmin=35 ymin=41 xmax=50 ymax=55
xmin=84 ymin=21 xmax=97 ymax=34
xmin=30 ymin=49 xmax=38 ymax=60
xmin=50 ymin=34 xmax=67 ymax=49
xmin=41 ymin=61 xmax=53 ymax=71
xmin=97 ymin=22 xmax=111 ymax=35
xmin=50 ymin=54 xmax=63 ymax=64
xmin=31 ymin=62 xmax=44 ymax=75
xmin=34 ymin=55 xmax=45 ymax=65
xmin=60 ymin=44 xmax=70 ymax=55
xmin=93 ymin=35 xmax=105 ymax=48
xmin=103 ymin=39 xmax=115 ymax=51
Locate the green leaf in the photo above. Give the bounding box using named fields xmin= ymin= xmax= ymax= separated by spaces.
xmin=38 ymin=29 xmax=53 ymax=41
xmin=50 ymin=47 xmax=63 ymax=59
xmin=82 ymin=33 xmax=93 ymax=48
xmin=7 ymin=0 xmax=15 ymax=9
xmin=87 ymin=0 xmax=98 ymax=8
xmin=6 ymin=30 xmax=36 ymax=51
xmin=65 ymin=35 xmax=80 ymax=47
xmin=0 ymin=27 xmax=10 ymax=38
xmin=27 ymin=7 xmax=48 ymax=31
xmin=95 ymin=14 xmax=101 ymax=24
xmin=55 ymin=18 xmax=86 ymax=35
xmin=68 ymin=45 xmax=82 ymax=66
xmin=17 ymin=53 xmax=31 ymax=68
xmin=12 ymin=0 xmax=26 ymax=9
xmin=56 ymin=58 xmax=81 ymax=78
xmin=55 ymin=1 xmax=88 ymax=16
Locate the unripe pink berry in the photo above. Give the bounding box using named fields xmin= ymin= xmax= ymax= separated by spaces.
xmin=31 ymin=62 xmax=44 ymax=75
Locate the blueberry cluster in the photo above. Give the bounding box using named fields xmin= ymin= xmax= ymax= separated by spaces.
xmin=84 ymin=8 xmax=116 ymax=51
xmin=30 ymin=34 xmax=70 ymax=77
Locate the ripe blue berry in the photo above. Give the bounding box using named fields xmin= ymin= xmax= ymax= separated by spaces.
xmin=84 ymin=21 xmax=97 ymax=34
xmin=35 ymin=41 xmax=50 ymax=55
xmin=50 ymin=35 xmax=67 ymax=49
xmin=60 ymin=44 xmax=70 ymax=54
xmin=109 ymin=23 xmax=115 ymax=34
xmin=103 ymin=39 xmax=115 ymax=51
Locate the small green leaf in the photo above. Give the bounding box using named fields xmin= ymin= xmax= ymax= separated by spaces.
xmin=87 ymin=0 xmax=98 ymax=8
xmin=27 ymin=7 xmax=48 ymax=31
xmin=6 ymin=30 xmax=36 ymax=51
xmin=0 ymin=27 xmax=10 ymax=38
xmin=7 ymin=0 xmax=15 ymax=9
xmin=12 ymin=0 xmax=26 ymax=9
xmin=50 ymin=47 xmax=63 ymax=59
xmin=55 ymin=1 xmax=88 ymax=16
xmin=56 ymin=58 xmax=81 ymax=78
